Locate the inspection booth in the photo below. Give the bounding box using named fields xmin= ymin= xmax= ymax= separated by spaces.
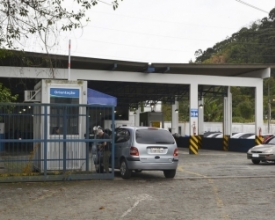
xmin=31 ymin=79 xmax=87 ymax=172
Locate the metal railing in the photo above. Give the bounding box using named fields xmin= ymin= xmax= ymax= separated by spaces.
xmin=0 ymin=103 xmax=115 ymax=182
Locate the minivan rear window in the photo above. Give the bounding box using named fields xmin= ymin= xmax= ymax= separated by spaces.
xmin=135 ymin=129 xmax=175 ymax=144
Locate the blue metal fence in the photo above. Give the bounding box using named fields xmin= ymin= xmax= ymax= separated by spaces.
xmin=0 ymin=103 xmax=115 ymax=182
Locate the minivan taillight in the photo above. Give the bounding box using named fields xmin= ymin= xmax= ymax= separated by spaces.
xmin=173 ymin=148 xmax=178 ymax=157
xmin=130 ymin=146 xmax=139 ymax=156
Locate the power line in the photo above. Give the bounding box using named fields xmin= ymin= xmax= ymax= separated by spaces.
xmin=97 ymin=0 xmax=112 ymax=6
xmin=80 ymin=25 xmax=220 ymax=42
xmin=91 ymin=10 xmax=239 ymax=30
xmin=59 ymin=28 xmax=275 ymax=49
xmin=52 ymin=40 xmax=275 ymax=59
xmin=57 ymin=36 xmax=193 ymax=53
xmin=235 ymin=0 xmax=269 ymax=14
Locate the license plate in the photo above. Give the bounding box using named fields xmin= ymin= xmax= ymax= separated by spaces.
xmin=252 ymin=154 xmax=259 ymax=158
xmin=150 ymin=148 xmax=164 ymax=153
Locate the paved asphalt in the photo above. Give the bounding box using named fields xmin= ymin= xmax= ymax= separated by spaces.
xmin=1 ymin=148 xmax=275 ymax=220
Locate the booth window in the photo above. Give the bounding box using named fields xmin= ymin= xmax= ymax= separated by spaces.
xmin=50 ymin=97 xmax=79 ymax=135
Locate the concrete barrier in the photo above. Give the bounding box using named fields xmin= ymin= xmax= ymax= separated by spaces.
xmin=176 ymin=136 xmax=256 ymax=153
xmin=228 ymin=139 xmax=255 ymax=152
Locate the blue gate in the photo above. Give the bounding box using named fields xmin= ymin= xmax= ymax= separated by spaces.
xmin=0 ymin=103 xmax=115 ymax=182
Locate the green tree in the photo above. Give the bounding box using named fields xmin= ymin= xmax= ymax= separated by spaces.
xmin=195 ymin=7 xmax=275 ymax=65
xmin=162 ymin=103 xmax=172 ymax=121
xmin=194 ymin=7 xmax=275 ymax=122
xmin=0 ymin=83 xmax=18 ymax=102
xmin=0 ymin=0 xmax=123 ymax=77
xmin=178 ymin=101 xmax=190 ymax=122
xmin=238 ymin=101 xmax=254 ymax=120
xmin=0 ymin=0 xmax=123 ymax=49
xmin=162 ymin=100 xmax=190 ymax=122
xmin=203 ymin=97 xmax=223 ymax=122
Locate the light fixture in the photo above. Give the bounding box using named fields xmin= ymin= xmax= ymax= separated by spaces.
xmin=175 ymin=109 xmax=179 ymax=113
xmin=199 ymin=104 xmax=203 ymax=109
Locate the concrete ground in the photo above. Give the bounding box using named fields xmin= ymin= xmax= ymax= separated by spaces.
xmin=1 ymin=148 xmax=275 ymax=220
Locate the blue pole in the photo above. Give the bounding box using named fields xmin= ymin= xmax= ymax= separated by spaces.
xmin=86 ymin=106 xmax=89 ymax=171
xmin=63 ymin=106 xmax=67 ymax=173
xmin=111 ymin=106 xmax=115 ymax=178
xmin=43 ymin=105 xmax=48 ymax=177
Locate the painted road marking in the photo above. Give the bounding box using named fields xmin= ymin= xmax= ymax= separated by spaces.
xmin=121 ymin=194 xmax=153 ymax=218
xmin=180 ymin=169 xmax=230 ymax=220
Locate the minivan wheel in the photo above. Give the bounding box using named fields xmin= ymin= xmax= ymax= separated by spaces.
xmin=120 ymin=159 xmax=131 ymax=179
xmin=252 ymin=159 xmax=260 ymax=164
xmin=163 ymin=169 xmax=176 ymax=178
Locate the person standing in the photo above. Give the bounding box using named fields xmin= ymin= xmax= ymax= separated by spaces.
xmin=52 ymin=127 xmax=60 ymax=135
xmin=96 ymin=127 xmax=111 ymax=173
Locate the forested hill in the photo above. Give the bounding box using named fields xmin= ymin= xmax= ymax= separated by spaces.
xmin=179 ymin=7 xmax=275 ymax=123
xmin=194 ymin=8 xmax=275 ymax=65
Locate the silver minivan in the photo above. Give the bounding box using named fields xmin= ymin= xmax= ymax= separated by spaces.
xmin=114 ymin=126 xmax=179 ymax=179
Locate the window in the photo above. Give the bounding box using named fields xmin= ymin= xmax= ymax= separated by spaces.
xmin=136 ymin=129 xmax=175 ymax=144
xmin=266 ymin=136 xmax=275 ymax=145
xmin=50 ymin=88 xmax=79 ymax=135
xmin=115 ymin=129 xmax=130 ymax=143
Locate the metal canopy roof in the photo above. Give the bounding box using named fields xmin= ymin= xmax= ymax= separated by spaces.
xmin=88 ymin=81 xmax=190 ymax=108
xmin=2 ymin=51 xmax=272 ymax=76
xmin=1 ymin=51 xmax=273 ymax=109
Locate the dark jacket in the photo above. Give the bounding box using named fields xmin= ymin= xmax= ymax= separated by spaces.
xmin=99 ymin=132 xmax=111 ymax=151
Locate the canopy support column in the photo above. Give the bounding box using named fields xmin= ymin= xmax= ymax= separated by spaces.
xmin=189 ymin=83 xmax=198 ymax=135
xmin=223 ymin=87 xmax=232 ymax=136
xmin=134 ymin=107 xmax=141 ymax=126
xmin=255 ymin=82 xmax=263 ymax=136
xmin=198 ymin=97 xmax=204 ymax=135
xmin=171 ymin=98 xmax=179 ymax=134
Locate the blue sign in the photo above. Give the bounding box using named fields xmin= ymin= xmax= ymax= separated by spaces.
xmin=50 ymin=88 xmax=79 ymax=98
xmin=190 ymin=108 xmax=198 ymax=117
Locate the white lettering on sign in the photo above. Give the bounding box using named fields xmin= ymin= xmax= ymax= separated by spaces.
xmin=54 ymin=90 xmax=76 ymax=95
xmin=190 ymin=109 xmax=198 ymax=117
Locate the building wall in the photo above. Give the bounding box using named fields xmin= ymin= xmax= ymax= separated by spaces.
xmin=105 ymin=109 xmax=275 ymax=135
xmin=164 ymin=121 xmax=275 ymax=136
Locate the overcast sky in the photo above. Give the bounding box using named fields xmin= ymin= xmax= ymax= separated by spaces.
xmin=28 ymin=0 xmax=275 ymax=64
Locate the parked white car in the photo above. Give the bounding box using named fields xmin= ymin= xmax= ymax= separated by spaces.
xmin=247 ymin=136 xmax=275 ymax=164
xmin=231 ymin=133 xmax=246 ymax=138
